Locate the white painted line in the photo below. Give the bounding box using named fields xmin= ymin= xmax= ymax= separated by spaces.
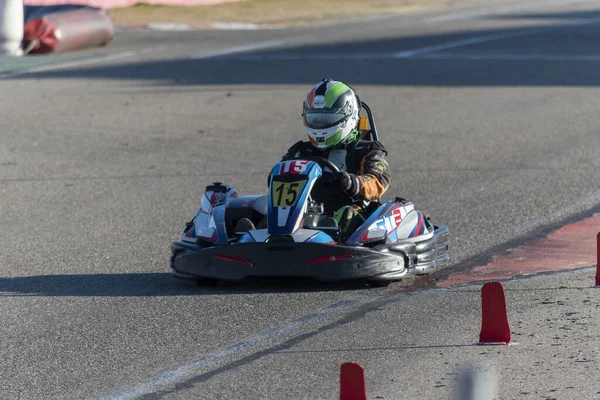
xmin=220 ymin=15 xmax=600 ymax=63
xmin=425 ymin=0 xmax=596 ymax=23
xmin=211 ymin=22 xmax=260 ymax=30
xmin=222 ymin=52 xmax=600 ymax=62
xmin=0 ymin=51 xmax=135 ymax=79
xmin=0 ymin=34 xmax=318 ymax=79
xmin=394 ymin=30 xmax=549 ymax=58
xmin=190 ymin=40 xmax=291 ymax=60
xmin=146 ymin=23 xmax=195 ymax=31
xmin=395 ymin=16 xmax=600 ymax=58
xmin=144 ymin=22 xmax=262 ymax=31
xmin=231 ymin=53 xmax=397 ymax=60
xmin=414 ymin=53 xmax=600 ymax=61
xmin=189 ymin=35 xmax=318 ymax=60
xmin=104 ymin=296 xmax=370 ymax=400
xmin=0 ymin=45 xmax=170 ymax=79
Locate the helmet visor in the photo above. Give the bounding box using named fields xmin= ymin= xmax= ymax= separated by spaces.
xmin=303 ymin=108 xmax=350 ymax=130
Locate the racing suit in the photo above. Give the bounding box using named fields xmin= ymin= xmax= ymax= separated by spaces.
xmin=279 ymin=139 xmax=391 ymax=240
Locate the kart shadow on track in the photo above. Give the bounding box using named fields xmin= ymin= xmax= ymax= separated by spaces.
xmin=0 ymin=273 xmax=402 ymax=297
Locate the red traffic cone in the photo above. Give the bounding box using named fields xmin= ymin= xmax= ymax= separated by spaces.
xmin=479 ymin=281 xmax=511 ymax=344
xmin=340 ymin=362 xmax=367 ymax=400
xmin=595 ymin=233 xmax=600 ymax=286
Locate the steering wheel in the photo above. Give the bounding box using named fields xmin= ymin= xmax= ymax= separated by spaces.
xmin=291 ymin=156 xmax=341 ymax=174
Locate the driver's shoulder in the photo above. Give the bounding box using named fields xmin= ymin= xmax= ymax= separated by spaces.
xmin=354 ymin=139 xmax=388 ymax=155
xmin=287 ymin=140 xmax=317 ymax=155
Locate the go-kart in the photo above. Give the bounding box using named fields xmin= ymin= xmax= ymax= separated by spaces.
xmin=170 ymin=103 xmax=449 ymax=286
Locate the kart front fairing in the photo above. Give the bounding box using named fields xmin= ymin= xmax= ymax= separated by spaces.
xmin=170 ymin=158 xmax=449 ymax=283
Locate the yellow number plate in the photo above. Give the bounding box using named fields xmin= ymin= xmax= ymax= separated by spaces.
xmin=272 ymin=180 xmax=305 ymax=207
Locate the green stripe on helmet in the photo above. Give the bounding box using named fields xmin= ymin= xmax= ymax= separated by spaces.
xmin=324 ymin=82 xmax=352 ymax=108
xmin=340 ymin=129 xmax=359 ymax=145
xmin=325 ymin=129 xmax=343 ymax=147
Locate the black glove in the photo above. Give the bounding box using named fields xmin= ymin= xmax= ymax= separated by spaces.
xmin=331 ymin=171 xmax=358 ymax=196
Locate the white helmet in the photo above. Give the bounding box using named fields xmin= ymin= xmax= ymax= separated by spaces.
xmin=302 ymin=79 xmax=361 ymax=150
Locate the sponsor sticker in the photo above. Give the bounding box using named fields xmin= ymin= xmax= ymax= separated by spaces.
xmin=279 ymin=160 xmax=310 ymax=174
xmin=313 ymin=96 xmax=325 ymax=108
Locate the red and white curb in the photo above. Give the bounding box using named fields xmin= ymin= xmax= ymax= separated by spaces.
xmin=116 ymin=21 xmax=261 ymax=31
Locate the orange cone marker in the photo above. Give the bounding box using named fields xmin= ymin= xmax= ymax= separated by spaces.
xmin=479 ymin=281 xmax=511 ymax=344
xmin=340 ymin=362 xmax=367 ymax=400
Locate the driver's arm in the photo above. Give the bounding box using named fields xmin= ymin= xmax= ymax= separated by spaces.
xmin=355 ymin=145 xmax=391 ymax=201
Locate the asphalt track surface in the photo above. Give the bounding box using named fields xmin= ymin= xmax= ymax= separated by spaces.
xmin=2 ymin=0 xmax=600 ymax=398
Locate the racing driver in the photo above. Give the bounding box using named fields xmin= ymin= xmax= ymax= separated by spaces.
xmin=274 ymin=79 xmax=392 ymax=241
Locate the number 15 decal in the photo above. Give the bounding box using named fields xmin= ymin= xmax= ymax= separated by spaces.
xmin=279 ymin=160 xmax=310 ymax=175
xmin=272 ymin=180 xmax=305 ymax=207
